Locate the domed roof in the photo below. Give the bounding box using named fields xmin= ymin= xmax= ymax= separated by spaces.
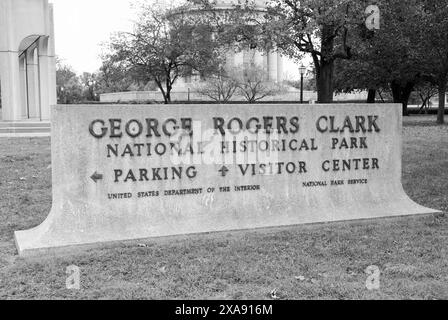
xmin=213 ymin=0 xmax=267 ymax=10
xmin=172 ymin=0 xmax=268 ymax=17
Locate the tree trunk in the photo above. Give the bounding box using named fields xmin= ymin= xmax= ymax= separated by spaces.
xmin=391 ymin=80 xmax=414 ymax=116
xmin=367 ymin=89 xmax=376 ymax=103
xmin=165 ymin=79 xmax=172 ymax=105
xmin=316 ymin=59 xmax=334 ymax=103
xmin=437 ymin=80 xmax=446 ymax=124
xmin=402 ymin=87 xmax=413 ymax=116
xmin=390 ymin=82 xmax=402 ymax=112
xmin=316 ymin=26 xmax=336 ymax=103
xmin=165 ymin=90 xmax=171 ymax=104
xmin=155 ymin=80 xmax=169 ymax=104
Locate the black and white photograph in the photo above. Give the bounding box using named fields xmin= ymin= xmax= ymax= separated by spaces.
xmin=0 ymin=0 xmax=447 ymax=307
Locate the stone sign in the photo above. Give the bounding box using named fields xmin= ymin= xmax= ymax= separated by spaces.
xmin=15 ymin=104 xmax=439 ymax=256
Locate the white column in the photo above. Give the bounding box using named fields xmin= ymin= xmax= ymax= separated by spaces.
xmin=225 ymin=49 xmax=235 ymax=72
xmin=254 ymin=50 xmax=264 ymax=68
xmin=243 ymin=49 xmax=251 ymax=67
xmin=38 ymin=35 xmax=56 ymax=121
xmin=0 ymin=52 xmax=23 ymax=121
xmin=263 ymin=49 xmax=269 ymax=80
xmin=0 ymin=0 xmax=23 ymax=121
xmin=234 ymin=51 xmax=244 ymax=66
xmin=26 ymin=48 xmax=40 ymax=119
xmin=19 ymin=55 xmax=29 ymax=119
xmin=47 ymin=4 xmax=57 ymax=117
xmin=277 ymin=53 xmax=284 ymax=83
xmin=34 ymin=3 xmax=57 ymax=121
xmin=268 ymin=51 xmax=278 ymax=82
xmin=38 ymin=40 xmax=50 ymax=121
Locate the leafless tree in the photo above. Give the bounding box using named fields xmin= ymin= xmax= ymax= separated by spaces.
xmin=235 ymin=64 xmax=285 ymax=103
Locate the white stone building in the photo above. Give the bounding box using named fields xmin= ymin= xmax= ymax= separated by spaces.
xmin=0 ymin=0 xmax=56 ymax=121
xmin=174 ymin=0 xmax=284 ymax=90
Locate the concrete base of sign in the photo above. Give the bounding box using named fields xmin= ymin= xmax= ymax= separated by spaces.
xmin=15 ymin=104 xmax=440 ymax=257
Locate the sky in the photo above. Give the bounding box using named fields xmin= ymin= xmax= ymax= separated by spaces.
xmin=51 ymin=0 xmax=303 ymax=79
xmin=52 ymin=0 xmax=136 ymax=73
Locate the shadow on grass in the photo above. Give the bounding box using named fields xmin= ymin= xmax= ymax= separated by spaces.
xmin=403 ymin=115 xmax=448 ymax=128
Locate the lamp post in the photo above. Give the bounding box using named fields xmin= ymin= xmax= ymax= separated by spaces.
xmin=58 ymin=86 xmax=65 ymax=104
xmin=299 ymin=63 xmax=306 ymax=104
xmin=88 ymin=80 xmax=97 ymax=101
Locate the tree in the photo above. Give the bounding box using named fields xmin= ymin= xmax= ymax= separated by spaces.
xmin=56 ymin=59 xmax=83 ymax=104
xmin=285 ymin=75 xmax=317 ymax=92
xmin=195 ymin=68 xmax=239 ymax=102
xmin=263 ymin=0 xmax=369 ymax=103
xmin=333 ymin=0 xmax=448 ymax=119
xmin=418 ymin=0 xmax=448 ymax=124
xmin=235 ymin=64 xmax=284 ymax=103
xmin=334 ymin=0 xmax=433 ymax=115
xmin=414 ymin=82 xmax=438 ymax=114
xmin=78 ymin=72 xmax=101 ymax=102
xmin=103 ymin=1 xmax=223 ymax=104
xmin=95 ymin=58 xmax=142 ymax=94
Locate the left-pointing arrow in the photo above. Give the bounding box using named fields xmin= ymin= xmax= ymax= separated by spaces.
xmin=90 ymin=171 xmax=103 ymax=183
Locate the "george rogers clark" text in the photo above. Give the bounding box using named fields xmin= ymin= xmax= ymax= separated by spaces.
xmin=88 ymin=115 xmax=381 ymax=139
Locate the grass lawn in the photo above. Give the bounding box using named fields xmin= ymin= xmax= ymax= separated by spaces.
xmin=0 ymin=115 xmax=447 ymax=300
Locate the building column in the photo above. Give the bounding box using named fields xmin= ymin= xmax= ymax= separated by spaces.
xmin=242 ymin=49 xmax=251 ymax=69
xmin=234 ymin=51 xmax=244 ymax=71
xmin=253 ymin=50 xmax=264 ymax=68
xmin=277 ymin=53 xmax=284 ymax=83
xmin=19 ymin=55 xmax=29 ymax=119
xmin=47 ymin=2 xmax=57 ymax=110
xmin=38 ymin=50 xmax=50 ymax=121
xmin=0 ymin=51 xmax=23 ymax=121
xmin=38 ymin=36 xmax=56 ymax=121
xmin=225 ymin=50 xmax=235 ymax=72
xmin=263 ymin=49 xmax=269 ymax=79
xmin=36 ymin=3 xmax=56 ymax=121
xmin=268 ymin=51 xmax=278 ymax=82
xmin=26 ymin=48 xmax=40 ymax=119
